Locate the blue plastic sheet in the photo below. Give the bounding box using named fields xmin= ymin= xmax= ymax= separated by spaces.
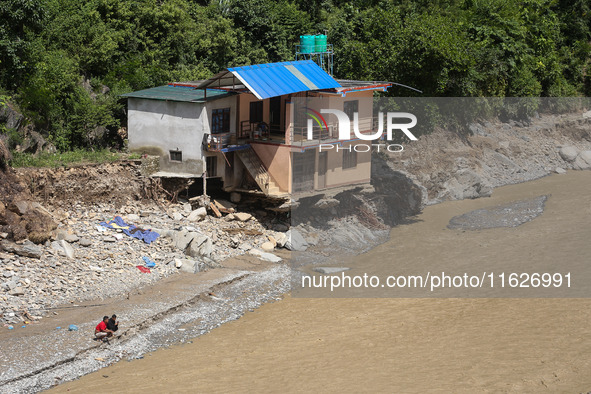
xmin=99 ymin=216 xmax=160 ymax=244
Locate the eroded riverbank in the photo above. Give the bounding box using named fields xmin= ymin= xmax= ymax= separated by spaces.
xmin=54 ymin=171 xmax=591 ymax=393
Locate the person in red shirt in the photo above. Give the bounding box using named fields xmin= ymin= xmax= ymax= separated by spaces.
xmin=95 ymin=316 xmax=114 ymax=340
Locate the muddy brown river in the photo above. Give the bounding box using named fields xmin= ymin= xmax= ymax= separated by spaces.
xmin=54 ymin=171 xmax=591 ymax=393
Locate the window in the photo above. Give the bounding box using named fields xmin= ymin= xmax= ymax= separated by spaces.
xmin=206 ymin=156 xmax=217 ymax=177
xmin=212 ymin=108 xmax=230 ymax=134
xmin=170 ymin=150 xmax=182 ymax=162
xmin=343 ymin=149 xmax=357 ymax=169
xmin=344 ymin=100 xmax=359 ymax=120
xmin=250 ymin=101 xmax=263 ymax=123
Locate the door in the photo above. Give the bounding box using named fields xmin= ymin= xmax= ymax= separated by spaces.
xmin=292 ymin=150 xmax=316 ymax=192
xmin=317 ymin=151 xmax=327 ymax=189
xmin=270 ymin=97 xmax=281 ymax=135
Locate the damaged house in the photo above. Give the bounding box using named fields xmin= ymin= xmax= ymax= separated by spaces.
xmin=122 ymin=60 xmax=391 ymax=197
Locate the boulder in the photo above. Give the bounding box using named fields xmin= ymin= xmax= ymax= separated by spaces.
xmin=249 ymin=248 xmax=282 ymax=262
xmin=313 ymin=198 xmax=340 ymax=209
xmin=174 ymin=230 xmax=212 ymax=258
xmin=9 ymin=201 xmax=29 ymax=215
xmin=177 ymin=258 xmax=201 ymax=274
xmin=234 ymin=212 xmax=252 ymax=222
xmin=187 ymin=207 xmax=207 ymax=222
xmin=185 ymin=233 xmax=212 ymax=258
xmin=0 ymin=240 xmax=42 ymax=259
xmin=573 ymin=150 xmax=591 ymax=170
xmin=79 ymin=238 xmax=92 ymax=247
xmin=267 ymin=235 xmax=277 ymax=247
xmin=259 ymin=252 xmax=282 ymax=263
xmin=440 ymin=169 xmax=492 ymax=200
xmin=8 ymin=287 xmax=24 ymax=296
xmin=60 ymin=239 xmax=75 ymax=259
xmin=273 ymin=232 xmax=288 ymax=248
xmin=559 ymin=146 xmax=579 ymax=162
xmin=285 ymin=229 xmax=308 ymax=251
xmin=261 ymin=241 xmax=275 ymax=252
xmin=172 ymin=230 xmax=194 ymax=250
xmin=172 ymin=212 xmax=183 ymax=221
xmin=64 ymin=233 xmax=79 ymax=243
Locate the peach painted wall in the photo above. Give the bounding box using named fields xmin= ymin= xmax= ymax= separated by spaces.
xmin=250 ymin=142 xmax=292 ymax=193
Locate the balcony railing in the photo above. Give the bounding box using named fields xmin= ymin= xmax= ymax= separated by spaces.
xmin=290 ymin=116 xmax=378 ymax=144
xmin=203 ymin=132 xmax=232 ymax=151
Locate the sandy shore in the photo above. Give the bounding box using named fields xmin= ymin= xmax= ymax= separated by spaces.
xmin=0 ymin=254 xmax=290 ymax=393
xmin=52 ymin=171 xmax=591 ymax=393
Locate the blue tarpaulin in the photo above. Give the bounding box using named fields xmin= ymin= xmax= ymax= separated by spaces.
xmin=99 ymin=216 xmax=160 ymax=244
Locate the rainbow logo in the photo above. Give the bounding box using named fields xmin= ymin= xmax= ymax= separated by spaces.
xmin=305 ymin=108 xmax=328 ymax=131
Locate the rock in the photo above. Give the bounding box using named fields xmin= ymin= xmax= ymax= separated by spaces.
xmin=8 ymin=287 xmax=24 ymax=296
xmin=230 ymin=192 xmax=241 ymax=203
xmin=583 ymin=110 xmax=591 ymax=118
xmin=9 ymin=201 xmax=29 ymax=215
xmin=285 ymin=229 xmax=308 ymax=251
xmin=187 ymin=207 xmax=207 ymax=222
xmin=306 ymin=233 xmax=320 ymax=246
xmin=314 ymin=267 xmax=351 ymax=274
xmin=468 ymin=123 xmax=488 ymax=136
xmin=64 ymin=234 xmax=79 ymax=243
xmin=267 ymin=235 xmax=277 ymax=247
xmin=249 ymin=249 xmax=282 ymax=262
xmin=0 ymin=102 xmax=24 ymax=130
xmin=273 ymin=232 xmax=288 ymax=248
xmin=440 ymin=169 xmax=492 ymax=200
xmin=234 ymin=212 xmax=252 ymax=222
xmin=259 ymin=252 xmax=282 ymax=263
xmin=185 ymin=233 xmax=212 ymax=258
xmin=126 ymin=214 xmax=140 ymax=222
xmin=313 ymin=198 xmax=340 ymax=209
xmin=0 ymin=240 xmax=42 ymax=259
xmin=174 ymin=258 xmax=183 ymax=268
xmin=559 ymin=146 xmax=579 ymax=162
xmin=79 ymin=238 xmax=92 ymax=247
xmin=554 ymin=167 xmax=567 ymax=174
xmin=273 ymin=223 xmax=289 ymax=232
xmin=238 ymin=242 xmax=252 ymax=251
xmin=177 ymin=258 xmax=201 ymax=274
xmin=103 ymin=236 xmax=116 ymax=243
xmin=60 ymin=240 xmax=75 ymax=259
xmin=573 ymin=150 xmax=591 ymax=170
xmin=224 ymin=213 xmax=235 ymax=221
xmin=173 ymin=212 xmax=183 ymax=221
xmin=261 ymin=241 xmax=275 ymax=252
xmin=172 ymin=231 xmax=194 ymax=250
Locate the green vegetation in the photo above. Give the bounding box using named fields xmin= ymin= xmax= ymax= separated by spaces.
xmin=9 ymin=149 xmax=122 ymax=168
xmin=0 ymin=0 xmax=590 ymax=153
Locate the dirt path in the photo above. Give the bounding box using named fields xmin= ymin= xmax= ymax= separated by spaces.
xmin=53 ymin=171 xmax=591 ymax=393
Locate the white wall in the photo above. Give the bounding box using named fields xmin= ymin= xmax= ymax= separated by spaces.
xmin=127 ymin=95 xmax=237 ymax=175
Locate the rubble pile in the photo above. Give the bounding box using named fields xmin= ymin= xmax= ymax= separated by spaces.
xmin=0 ymin=196 xmax=295 ymax=327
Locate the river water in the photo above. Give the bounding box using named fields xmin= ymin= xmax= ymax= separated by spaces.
xmin=54 ymin=171 xmax=591 ymax=393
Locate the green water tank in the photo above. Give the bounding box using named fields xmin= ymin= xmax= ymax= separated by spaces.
xmin=300 ymin=35 xmax=315 ymax=54
xmin=315 ymin=34 xmax=327 ymax=53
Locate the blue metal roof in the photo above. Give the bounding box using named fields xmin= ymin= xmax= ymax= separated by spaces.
xmin=226 ymin=60 xmax=341 ymax=100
